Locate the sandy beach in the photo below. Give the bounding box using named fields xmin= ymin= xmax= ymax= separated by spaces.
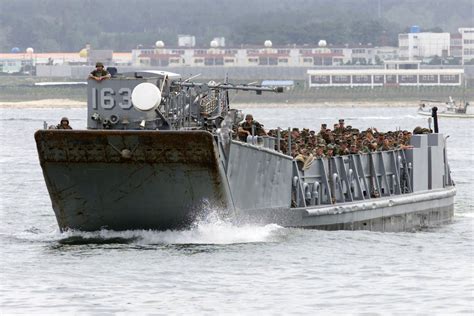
xmin=0 ymin=99 xmax=86 ymax=109
xmin=235 ymin=101 xmax=419 ymax=108
xmin=0 ymin=98 xmax=419 ymax=109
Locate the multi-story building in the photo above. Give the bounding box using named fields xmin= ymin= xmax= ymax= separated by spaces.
xmin=350 ymin=45 xmax=376 ymax=64
xmin=459 ymin=27 xmax=474 ymax=64
xmin=450 ymin=33 xmax=463 ymax=59
xmin=399 ymin=32 xmax=450 ymax=59
xmin=132 ymin=42 xmax=348 ymax=67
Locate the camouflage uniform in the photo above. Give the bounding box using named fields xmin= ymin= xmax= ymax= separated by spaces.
xmin=57 ymin=117 xmax=72 ymax=129
xmin=89 ymin=62 xmax=110 ymax=78
xmin=238 ymin=119 xmax=265 ymax=141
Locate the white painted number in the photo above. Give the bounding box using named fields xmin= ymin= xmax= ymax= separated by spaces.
xmin=118 ymin=88 xmax=132 ymax=109
xmin=91 ymin=88 xmax=133 ymax=110
xmin=100 ymin=88 xmax=115 ymax=109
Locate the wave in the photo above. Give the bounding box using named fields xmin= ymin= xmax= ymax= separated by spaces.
xmin=12 ymin=210 xmax=286 ymax=246
xmin=68 ymin=218 xmax=282 ymax=246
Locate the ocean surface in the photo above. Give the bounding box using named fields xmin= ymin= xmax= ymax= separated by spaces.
xmin=0 ymin=106 xmax=473 ymax=315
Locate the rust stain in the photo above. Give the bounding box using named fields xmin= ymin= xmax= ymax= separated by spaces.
xmin=35 ymin=130 xmax=218 ymax=168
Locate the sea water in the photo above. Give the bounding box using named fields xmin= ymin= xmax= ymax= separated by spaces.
xmin=0 ymin=106 xmax=472 ymax=314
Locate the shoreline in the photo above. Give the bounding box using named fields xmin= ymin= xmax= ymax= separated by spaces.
xmin=0 ymin=98 xmax=420 ymax=109
xmin=0 ymin=99 xmax=86 ymax=109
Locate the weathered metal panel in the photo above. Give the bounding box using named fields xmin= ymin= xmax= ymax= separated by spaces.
xmin=87 ymin=78 xmax=149 ymax=129
xmin=407 ymin=135 xmax=429 ymax=192
xmin=226 ymin=141 xmax=293 ymax=211
xmin=427 ymin=134 xmax=445 ymax=190
xmin=35 ymin=130 xmax=231 ymax=231
xmin=301 ymin=158 xmax=332 ymax=205
xmin=429 ymin=145 xmax=445 ymax=189
xmin=236 ymin=187 xmax=455 ymax=232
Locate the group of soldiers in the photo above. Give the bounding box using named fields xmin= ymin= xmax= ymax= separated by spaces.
xmin=235 ymin=115 xmax=430 ymax=162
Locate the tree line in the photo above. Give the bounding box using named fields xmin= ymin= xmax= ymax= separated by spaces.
xmin=0 ymin=0 xmax=472 ymax=52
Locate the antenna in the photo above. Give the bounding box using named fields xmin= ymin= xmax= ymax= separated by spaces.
xmin=183 ymin=74 xmax=201 ymax=83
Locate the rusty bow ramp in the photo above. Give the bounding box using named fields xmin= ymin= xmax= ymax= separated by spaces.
xmin=35 ymin=130 xmax=231 ymax=231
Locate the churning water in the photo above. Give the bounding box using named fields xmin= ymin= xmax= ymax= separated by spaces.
xmin=0 ymin=106 xmax=472 ymax=314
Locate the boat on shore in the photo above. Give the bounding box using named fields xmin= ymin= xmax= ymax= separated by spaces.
xmin=418 ymin=97 xmax=473 ymax=118
xmin=35 ymin=71 xmax=456 ymax=232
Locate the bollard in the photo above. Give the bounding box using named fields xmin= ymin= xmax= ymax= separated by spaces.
xmin=431 ymin=106 xmax=439 ymax=133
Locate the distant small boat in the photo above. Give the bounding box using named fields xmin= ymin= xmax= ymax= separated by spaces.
xmin=34 ymin=82 xmax=87 ymax=86
xmin=418 ymin=97 xmax=474 ymax=118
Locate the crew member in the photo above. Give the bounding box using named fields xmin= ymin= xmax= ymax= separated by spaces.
xmin=57 ymin=117 xmax=72 ymax=129
xmin=88 ymin=62 xmax=111 ymax=81
xmin=237 ymin=114 xmax=266 ymax=141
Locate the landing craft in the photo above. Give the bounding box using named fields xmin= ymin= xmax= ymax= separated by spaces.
xmin=35 ymin=70 xmax=455 ymax=232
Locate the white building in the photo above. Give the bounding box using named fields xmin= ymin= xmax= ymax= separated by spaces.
xmin=178 ymin=35 xmax=196 ymax=47
xmin=131 ymin=45 xmax=346 ymax=67
xmin=307 ymin=60 xmax=463 ymax=88
xmin=399 ymin=32 xmax=450 ymax=59
xmin=459 ymin=27 xmax=474 ymax=64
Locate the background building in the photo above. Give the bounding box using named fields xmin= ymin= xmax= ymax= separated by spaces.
xmin=459 ymin=27 xmax=474 ymax=64
xmin=399 ymin=28 xmax=450 ymax=60
xmin=308 ymin=60 xmax=463 ymax=88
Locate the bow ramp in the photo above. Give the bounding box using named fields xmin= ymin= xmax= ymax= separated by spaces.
xmin=35 ymin=130 xmax=232 ymax=231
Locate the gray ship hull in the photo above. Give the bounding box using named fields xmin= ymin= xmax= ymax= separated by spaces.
xmin=35 ymin=130 xmax=455 ymax=232
xmin=236 ymin=187 xmax=455 ymax=232
xmin=35 ymin=130 xmax=232 ymax=231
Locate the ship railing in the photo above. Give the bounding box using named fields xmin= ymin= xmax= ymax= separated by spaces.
xmin=244 ymin=135 xmax=277 ymax=151
xmin=291 ymin=133 xmax=451 ymax=208
xmin=291 ymin=149 xmax=415 ymax=208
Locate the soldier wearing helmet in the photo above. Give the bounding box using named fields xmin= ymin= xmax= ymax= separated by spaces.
xmin=237 ymin=114 xmax=267 ymax=141
xmin=88 ymin=62 xmax=111 ymax=82
xmin=57 ymin=117 xmax=72 ymax=129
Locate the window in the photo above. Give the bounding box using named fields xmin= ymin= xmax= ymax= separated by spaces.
xmin=268 ymin=58 xmax=278 ymax=65
xmin=248 ymin=58 xmax=258 ymax=63
xmin=194 ymin=59 xmax=203 ymax=63
xmin=311 ymin=75 xmax=330 ymax=84
xmin=278 ymin=58 xmax=288 ymax=63
xmin=440 ymin=75 xmax=458 ymax=82
xmin=374 ymin=75 xmax=384 ymax=83
xmin=332 ymin=75 xmax=350 ymax=83
xmin=398 ymin=75 xmax=417 ymax=83
xmin=420 ymin=75 xmax=438 ymax=83
xmin=303 ymin=58 xmax=313 ymax=63
xmin=386 ymin=75 xmax=397 ymax=83
xmin=352 ymin=75 xmax=371 ymax=83
xmin=224 ymin=59 xmax=234 ymax=63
